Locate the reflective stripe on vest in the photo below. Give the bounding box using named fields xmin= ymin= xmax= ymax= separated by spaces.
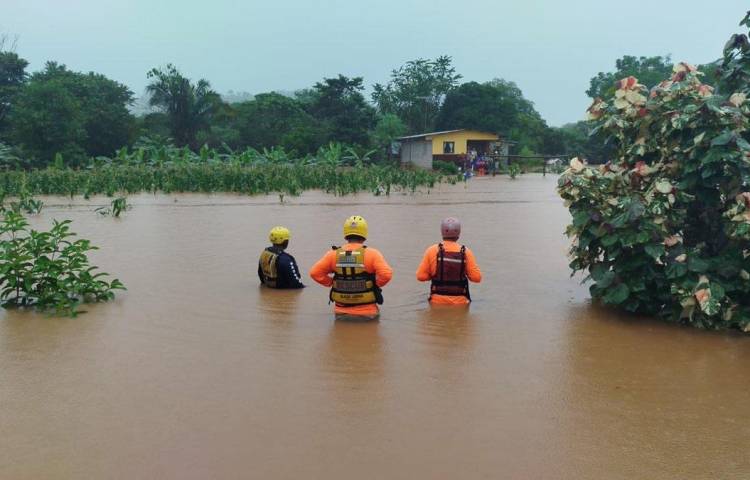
xmin=330 ymin=247 xmax=378 ymax=306
xmin=430 ymin=243 xmax=471 ymax=300
xmin=259 ymin=248 xmax=280 ymax=288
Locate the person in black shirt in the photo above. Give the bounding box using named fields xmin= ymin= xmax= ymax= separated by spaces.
xmin=258 ymin=226 xmax=305 ymax=289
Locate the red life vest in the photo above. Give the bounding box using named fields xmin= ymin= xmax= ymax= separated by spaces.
xmin=430 ymin=243 xmax=471 ymax=300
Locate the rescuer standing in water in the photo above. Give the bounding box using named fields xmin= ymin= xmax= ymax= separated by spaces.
xmin=416 ymin=217 xmax=481 ymax=305
xmin=309 ymin=215 xmax=393 ymax=321
xmin=258 ymin=226 xmax=305 ymax=289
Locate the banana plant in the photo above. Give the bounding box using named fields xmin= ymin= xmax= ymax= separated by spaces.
xmin=316 ymin=142 xmax=343 ymax=167
xmin=343 ymin=147 xmax=378 ymax=167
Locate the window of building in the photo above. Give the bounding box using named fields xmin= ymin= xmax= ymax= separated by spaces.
xmin=443 ymin=141 xmax=455 ymax=154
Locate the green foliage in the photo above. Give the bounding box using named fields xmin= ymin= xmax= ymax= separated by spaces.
xmin=587 ymin=55 xmax=675 ymax=99
xmin=372 ymin=113 xmax=406 ymax=160
xmin=231 ymin=92 xmax=323 ymax=154
xmin=0 ymin=190 xmax=43 ymax=215
xmin=10 ymin=72 xmax=86 ymax=165
xmin=559 ymin=20 xmax=750 ymax=332
xmin=307 ymin=75 xmax=376 ymax=146
xmin=435 ymin=79 xmax=547 ymax=153
xmin=717 ymin=11 xmax=750 ymax=95
xmin=548 ymin=121 xmax=614 ymax=163
xmin=10 ymin=191 xmax=43 ymax=214
xmin=136 ymin=112 xmax=172 ymax=140
xmin=518 ymin=145 xmax=535 ymax=158
xmin=0 ymin=142 xmax=26 ymax=169
xmin=508 ymin=163 xmax=521 ymax=179
xmin=315 ymin=142 xmax=344 ymax=167
xmin=0 ymin=209 xmax=124 ymax=316
xmin=0 ymin=144 xmax=443 ymax=198
xmin=433 ymin=159 xmax=458 ymax=175
xmin=146 ymin=64 xmax=221 ymax=148
xmin=372 ymin=56 xmax=461 ymax=133
xmin=9 ymin=62 xmax=134 ymax=166
xmin=96 ymin=197 xmax=130 ymax=217
xmin=343 ymin=146 xmax=377 ymax=167
xmin=588 ymin=55 xmax=717 ymax=102
xmin=0 ymin=45 xmax=28 ymax=138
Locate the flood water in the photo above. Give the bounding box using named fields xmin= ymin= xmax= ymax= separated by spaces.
xmin=1 ymin=175 xmax=748 ymax=479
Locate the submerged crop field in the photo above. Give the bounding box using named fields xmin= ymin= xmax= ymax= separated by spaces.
xmin=0 ymin=145 xmax=450 ymax=198
xmin=0 ymin=163 xmax=447 ymax=197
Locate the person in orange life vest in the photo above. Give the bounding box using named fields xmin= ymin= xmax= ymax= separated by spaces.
xmin=309 ymin=215 xmax=393 ymax=321
xmin=416 ymin=217 xmax=481 ymax=305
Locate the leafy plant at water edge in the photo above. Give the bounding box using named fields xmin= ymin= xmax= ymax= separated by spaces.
xmin=433 ymin=159 xmax=459 ymax=175
xmin=0 ymin=210 xmax=125 ymax=316
xmin=558 ymin=14 xmax=750 ymax=332
xmin=96 ymin=196 xmax=130 ymax=217
xmin=0 ymin=191 xmax=44 ymax=215
xmin=508 ymin=163 xmax=521 ymax=180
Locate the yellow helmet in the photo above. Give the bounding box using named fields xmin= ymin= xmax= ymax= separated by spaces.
xmin=343 ymin=215 xmax=368 ymax=239
xmin=268 ymin=226 xmax=291 ymax=244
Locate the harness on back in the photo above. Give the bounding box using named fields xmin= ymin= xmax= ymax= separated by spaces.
xmin=329 ymin=246 xmax=383 ymax=306
xmin=259 ymin=247 xmax=281 ymax=288
xmin=430 ymin=243 xmax=471 ymax=301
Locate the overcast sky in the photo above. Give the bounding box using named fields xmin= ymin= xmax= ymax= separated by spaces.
xmin=3 ymin=0 xmax=748 ymax=126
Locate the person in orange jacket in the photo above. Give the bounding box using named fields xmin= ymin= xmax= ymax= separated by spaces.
xmin=310 ymin=215 xmax=393 ymax=321
xmin=416 ymin=217 xmax=481 ymax=305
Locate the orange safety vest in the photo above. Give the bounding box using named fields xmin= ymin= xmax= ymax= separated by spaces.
xmin=329 ymin=246 xmax=382 ymax=306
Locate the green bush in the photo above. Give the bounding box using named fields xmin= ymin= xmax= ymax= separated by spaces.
xmin=0 ymin=210 xmax=124 ymax=316
xmin=508 ymin=163 xmax=522 ymax=179
xmin=95 ymin=197 xmax=130 ymax=217
xmin=433 ymin=159 xmax=459 ymax=175
xmin=558 ymin=14 xmax=750 ymax=332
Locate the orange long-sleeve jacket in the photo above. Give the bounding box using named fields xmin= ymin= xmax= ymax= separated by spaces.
xmin=309 ymin=243 xmax=393 ymax=316
xmin=416 ymin=241 xmax=481 ymax=305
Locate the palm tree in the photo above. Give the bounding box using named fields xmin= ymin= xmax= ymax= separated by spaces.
xmin=146 ymin=64 xmax=220 ymax=148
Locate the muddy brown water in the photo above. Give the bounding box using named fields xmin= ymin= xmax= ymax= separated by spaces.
xmin=0 ymin=175 xmax=748 ymax=479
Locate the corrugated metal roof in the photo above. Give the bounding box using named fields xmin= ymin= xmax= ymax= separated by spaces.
xmin=397 ymin=129 xmax=502 ymax=141
xmin=397 ymin=129 xmax=466 ymax=140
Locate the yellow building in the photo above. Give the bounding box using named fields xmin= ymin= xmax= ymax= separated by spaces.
xmin=398 ymin=129 xmax=501 ymax=169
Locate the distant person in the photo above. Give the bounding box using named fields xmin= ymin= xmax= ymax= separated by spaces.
xmin=309 ymin=215 xmax=392 ymax=321
xmin=258 ymin=226 xmax=305 ymax=289
xmin=469 ymin=148 xmax=478 ymax=172
xmin=416 ymin=217 xmax=481 ymax=305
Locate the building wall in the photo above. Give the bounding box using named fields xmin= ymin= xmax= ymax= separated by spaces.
xmin=400 ymin=140 xmax=433 ymax=169
xmin=429 ymin=130 xmax=499 ymax=155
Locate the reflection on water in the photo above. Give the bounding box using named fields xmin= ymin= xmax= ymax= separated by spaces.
xmin=318 ymin=320 xmax=385 ymax=414
xmin=257 ymin=285 xmax=304 ymax=353
xmin=416 ymin=306 xmax=475 ymax=352
xmin=322 ymin=319 xmax=384 ymax=379
xmin=1 ymin=176 xmax=748 ymax=479
xmin=558 ymin=303 xmax=750 ymax=478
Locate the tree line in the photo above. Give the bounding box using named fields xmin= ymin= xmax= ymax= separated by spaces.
xmin=0 ymin=37 xmax=711 ymax=169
